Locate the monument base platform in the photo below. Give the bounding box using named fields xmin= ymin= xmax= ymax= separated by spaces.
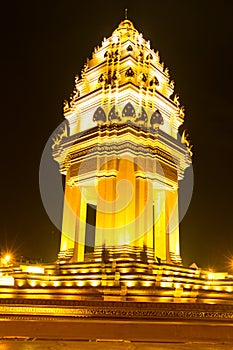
xmin=0 ymin=300 xmax=233 ymax=343
xmin=1 ymin=261 xmax=233 ymax=342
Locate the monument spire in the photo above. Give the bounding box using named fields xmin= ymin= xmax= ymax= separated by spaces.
xmin=125 ymin=8 xmax=128 ymax=20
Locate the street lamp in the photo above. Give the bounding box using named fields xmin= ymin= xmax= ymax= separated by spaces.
xmin=0 ymin=253 xmax=13 ymax=267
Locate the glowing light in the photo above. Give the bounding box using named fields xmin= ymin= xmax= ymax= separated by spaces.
xmin=202 ymin=285 xmax=209 ymax=290
xmin=20 ymin=265 xmax=45 ymax=274
xmin=207 ymin=271 xmax=227 ymax=280
xmin=142 ymin=281 xmax=153 ymax=287
xmin=16 ymin=281 xmax=25 ymax=287
xmin=29 ymin=280 xmax=37 ymax=287
xmin=53 ymin=281 xmax=60 ymax=287
xmin=121 ymin=268 xmax=130 ymax=273
xmin=160 ymin=281 xmax=172 ymax=288
xmin=126 ymin=280 xmax=136 ymax=287
xmin=76 ymin=281 xmax=85 ymax=287
xmin=4 ymin=254 xmax=11 ymax=263
xmin=90 ymin=280 xmax=100 ymax=287
xmin=65 ymin=282 xmax=73 ymax=287
xmin=90 ymin=268 xmax=100 ymax=273
xmin=0 ymin=276 xmax=14 ymax=286
xmin=214 ymin=286 xmax=221 ymax=291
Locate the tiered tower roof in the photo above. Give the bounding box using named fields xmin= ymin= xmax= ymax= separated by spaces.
xmin=62 ymin=19 xmax=186 ymax=145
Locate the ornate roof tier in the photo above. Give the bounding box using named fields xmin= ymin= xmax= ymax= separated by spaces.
xmin=62 ymin=19 xmax=186 ymax=143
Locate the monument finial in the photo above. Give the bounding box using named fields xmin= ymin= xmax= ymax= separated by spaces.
xmin=125 ymin=8 xmax=128 ymax=20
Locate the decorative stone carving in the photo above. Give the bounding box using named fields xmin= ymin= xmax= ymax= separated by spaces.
xmin=122 ymin=102 xmax=136 ymax=122
xmin=135 ymin=107 xmax=148 ymax=125
xmin=125 ymin=67 xmax=135 ymax=78
xmin=93 ymin=107 xmax=107 ymax=125
xmin=52 ymin=124 xmax=68 ymax=150
xmin=150 ymin=109 xmax=164 ymax=129
xmin=181 ymin=130 xmax=193 ymax=157
xmin=108 ymin=106 xmax=121 ymax=122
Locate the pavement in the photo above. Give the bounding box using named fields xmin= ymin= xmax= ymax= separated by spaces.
xmin=0 ymin=341 xmax=233 ymax=350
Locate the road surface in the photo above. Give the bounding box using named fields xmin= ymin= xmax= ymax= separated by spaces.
xmin=0 ymin=341 xmax=233 ymax=350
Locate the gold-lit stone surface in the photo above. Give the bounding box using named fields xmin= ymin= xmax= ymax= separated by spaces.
xmin=1 ymin=301 xmax=233 ymax=320
xmin=1 ymin=260 xmax=233 ymax=304
xmin=1 ymin=261 xmax=233 ymax=342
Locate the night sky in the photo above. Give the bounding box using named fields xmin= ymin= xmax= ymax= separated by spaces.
xmin=1 ymin=1 xmax=233 ymax=271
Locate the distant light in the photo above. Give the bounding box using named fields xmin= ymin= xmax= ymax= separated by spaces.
xmin=4 ymin=254 xmax=12 ymax=263
xmin=1 ymin=253 xmax=13 ymax=266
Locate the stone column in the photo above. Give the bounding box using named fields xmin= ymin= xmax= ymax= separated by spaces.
xmin=144 ymin=180 xmax=154 ymax=249
xmin=135 ymin=176 xmax=146 ymax=248
xmin=60 ymin=176 xmax=80 ymax=254
xmin=165 ymin=188 xmax=180 ymax=258
xmin=153 ymin=188 xmax=167 ymax=261
xmin=115 ymin=158 xmax=135 ymax=247
xmin=95 ymin=157 xmax=117 ymax=248
xmin=72 ymin=188 xmax=87 ymax=262
xmin=105 ymin=158 xmax=117 ymax=247
xmin=95 ymin=173 xmax=107 ymax=248
xmin=135 ymin=157 xmax=147 ymax=249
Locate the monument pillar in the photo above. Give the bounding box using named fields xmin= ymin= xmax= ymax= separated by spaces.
xmin=115 ymin=158 xmax=136 ymax=247
xmin=153 ymin=188 xmax=167 ymax=261
xmin=166 ymin=188 xmax=180 ymax=259
xmin=60 ymin=176 xmax=79 ymax=253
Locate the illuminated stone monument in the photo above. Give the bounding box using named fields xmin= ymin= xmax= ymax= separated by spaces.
xmin=1 ymin=17 xmax=233 ymax=343
xmin=53 ymin=19 xmax=191 ymax=265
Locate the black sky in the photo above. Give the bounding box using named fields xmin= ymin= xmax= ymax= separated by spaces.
xmin=1 ymin=0 xmax=233 ymax=270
